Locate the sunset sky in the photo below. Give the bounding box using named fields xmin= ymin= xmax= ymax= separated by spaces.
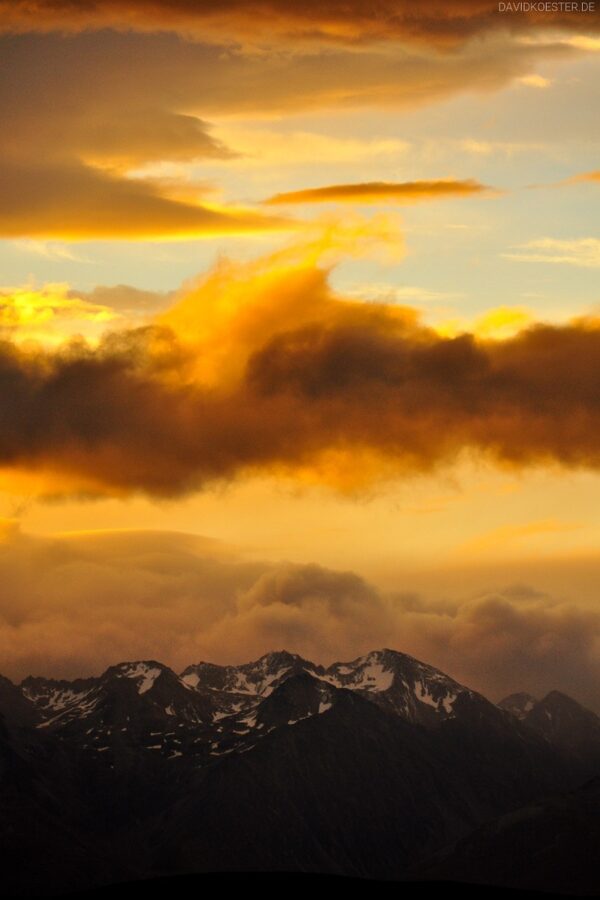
xmin=0 ymin=1 xmax=599 ymax=708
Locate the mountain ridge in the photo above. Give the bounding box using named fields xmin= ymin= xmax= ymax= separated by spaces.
xmin=0 ymin=647 xmax=598 ymax=896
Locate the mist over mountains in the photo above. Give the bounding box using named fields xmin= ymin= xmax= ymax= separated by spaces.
xmin=1 ymin=648 xmax=599 ymax=897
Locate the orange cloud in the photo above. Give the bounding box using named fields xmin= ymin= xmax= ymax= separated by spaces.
xmin=0 ymin=159 xmax=289 ymax=241
xmin=0 ymin=237 xmax=598 ymax=498
xmin=570 ymin=170 xmax=600 ymax=183
xmin=1 ymin=1 xmax=598 ymax=46
xmin=265 ymin=179 xmax=490 ymax=205
xmin=0 ymin=25 xmax=579 ymax=246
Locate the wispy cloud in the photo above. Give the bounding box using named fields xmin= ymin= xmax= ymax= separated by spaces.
xmin=516 ymin=73 xmax=552 ymax=88
xmin=12 ymin=240 xmax=91 ymax=262
xmin=504 ymin=238 xmax=600 ymax=268
xmin=265 ymin=179 xmax=491 ymax=206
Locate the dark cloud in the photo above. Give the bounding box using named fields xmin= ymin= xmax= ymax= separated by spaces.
xmin=245 ymin=311 xmax=600 ymax=472
xmin=0 ymin=256 xmax=598 ymax=496
xmin=1 ymin=1 xmax=598 ymax=46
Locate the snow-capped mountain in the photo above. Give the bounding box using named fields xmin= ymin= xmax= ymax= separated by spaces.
xmin=16 ymin=649 xmax=576 ymax=766
xmin=21 ymin=660 xmax=216 ymax=763
xmin=182 ymin=647 xmax=492 ymax=734
xmin=321 ymin=648 xmax=488 ymax=726
xmin=181 ymin=649 xmax=318 ymax=697
xmin=2 ymin=648 xmax=598 ymax=897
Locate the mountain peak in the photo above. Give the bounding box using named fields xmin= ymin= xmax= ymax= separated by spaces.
xmin=108 ymin=659 xmax=166 ymax=672
xmin=498 ymin=692 xmax=537 ymax=720
xmin=517 ymin=689 xmax=600 ymax=765
xmin=542 ymin=689 xmax=584 ymax=708
xmin=102 ymin=660 xmax=169 ymax=694
xmin=0 ymin=674 xmax=38 ymax=728
xmin=253 ymin=649 xmax=308 ymax=669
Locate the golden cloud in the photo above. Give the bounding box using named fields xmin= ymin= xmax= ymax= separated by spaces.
xmin=0 ymin=25 xmax=578 ymax=245
xmin=265 ymin=179 xmax=490 ymax=205
xmin=505 ymin=238 xmax=600 ymax=268
xmin=0 ymin=159 xmax=289 ymax=241
xmin=0 ymin=283 xmax=119 ymax=345
xmin=0 ymin=234 xmax=598 ymax=497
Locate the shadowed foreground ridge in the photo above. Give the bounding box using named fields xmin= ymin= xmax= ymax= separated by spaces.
xmin=0 ymin=649 xmax=598 ymax=897
xmin=56 ymin=872 xmax=600 ymax=900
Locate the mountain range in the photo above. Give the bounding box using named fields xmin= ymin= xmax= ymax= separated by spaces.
xmin=1 ymin=648 xmax=598 ymax=896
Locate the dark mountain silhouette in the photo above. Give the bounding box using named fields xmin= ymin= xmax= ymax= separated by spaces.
xmin=500 ymin=688 xmax=600 ymax=778
xmin=0 ymin=649 xmax=597 ymax=896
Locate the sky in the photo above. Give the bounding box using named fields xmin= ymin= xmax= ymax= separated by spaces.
xmin=0 ymin=0 xmax=599 ymax=707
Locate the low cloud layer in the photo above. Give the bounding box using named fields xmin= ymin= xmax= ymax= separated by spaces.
xmin=0 ymin=523 xmax=598 ymax=711
xmin=0 ymin=239 xmax=598 ymax=497
xmin=265 ymin=179 xmax=490 ymax=205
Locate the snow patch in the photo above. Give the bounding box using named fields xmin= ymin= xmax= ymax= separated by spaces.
xmin=358 ymin=662 xmax=394 ymax=691
xmin=323 ymin=655 xmax=393 ymax=692
xmin=414 ymin=682 xmax=438 ymax=708
xmin=441 ymin=692 xmax=457 ymax=714
xmin=118 ymin=663 xmax=162 ymax=694
xmin=414 ymin=681 xmax=456 ymax=714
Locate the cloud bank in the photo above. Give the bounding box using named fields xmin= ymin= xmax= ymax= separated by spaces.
xmin=0 ymin=238 xmax=598 ymax=497
xmin=1 ymin=523 xmax=598 ymax=711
